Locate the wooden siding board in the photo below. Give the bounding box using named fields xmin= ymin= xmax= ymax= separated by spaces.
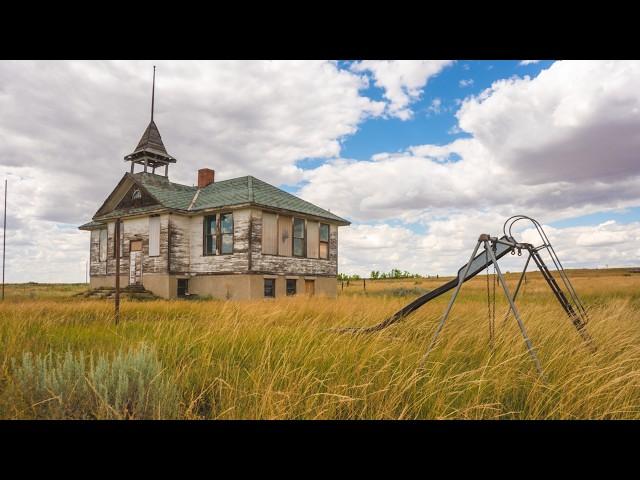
xmin=169 ymin=214 xmax=190 ymax=273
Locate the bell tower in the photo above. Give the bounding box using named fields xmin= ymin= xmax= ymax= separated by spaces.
xmin=124 ymin=66 xmax=177 ymax=177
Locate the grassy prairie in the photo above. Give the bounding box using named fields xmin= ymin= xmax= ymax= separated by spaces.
xmin=0 ymin=269 xmax=639 ymax=419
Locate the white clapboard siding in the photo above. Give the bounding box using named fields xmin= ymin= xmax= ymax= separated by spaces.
xmin=149 ymin=216 xmax=161 ymax=257
xmin=278 ymin=215 xmax=292 ymax=256
xmin=262 ymin=212 xmax=278 ymax=255
xmin=306 ymin=221 xmax=319 ymax=258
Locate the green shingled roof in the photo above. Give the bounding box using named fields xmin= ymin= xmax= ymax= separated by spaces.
xmin=135 ymin=173 xmax=196 ymax=210
xmin=92 ymin=172 xmax=350 ymax=225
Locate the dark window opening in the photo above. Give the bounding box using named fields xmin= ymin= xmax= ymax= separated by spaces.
xmin=293 ymin=217 xmax=305 ymax=257
xmin=264 ymin=278 xmax=276 ymax=298
xmin=286 ymin=279 xmax=297 ymax=296
xmin=177 ymin=279 xmax=189 ymax=298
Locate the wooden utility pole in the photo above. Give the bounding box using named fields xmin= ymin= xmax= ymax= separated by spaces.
xmin=114 ymin=219 xmax=120 ymax=325
xmin=2 ymin=179 xmax=6 ymax=301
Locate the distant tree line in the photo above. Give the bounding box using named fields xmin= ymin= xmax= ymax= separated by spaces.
xmin=370 ymin=269 xmax=423 ymax=279
xmin=338 ymin=269 xmax=425 ymax=281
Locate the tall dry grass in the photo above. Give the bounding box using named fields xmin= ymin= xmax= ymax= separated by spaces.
xmin=0 ymin=271 xmax=639 ymax=419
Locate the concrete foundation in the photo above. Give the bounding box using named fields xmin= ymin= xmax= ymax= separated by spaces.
xmin=89 ymin=273 xmax=337 ymax=299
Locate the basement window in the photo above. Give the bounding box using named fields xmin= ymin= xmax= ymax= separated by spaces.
xmin=286 ymin=279 xmax=297 ymax=296
xmin=264 ymin=278 xmax=276 ymax=298
xmin=319 ymin=223 xmax=329 ymax=259
xmin=293 ymin=218 xmax=305 ymax=257
xmin=177 ymin=278 xmax=189 ymax=298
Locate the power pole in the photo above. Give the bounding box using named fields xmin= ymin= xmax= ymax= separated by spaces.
xmin=85 ymin=260 xmax=88 ymax=284
xmin=114 ymin=219 xmax=120 ymax=325
xmin=2 ymin=179 xmax=6 ymax=301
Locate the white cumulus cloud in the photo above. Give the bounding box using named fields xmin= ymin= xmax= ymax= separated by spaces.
xmin=351 ymin=60 xmax=453 ymax=120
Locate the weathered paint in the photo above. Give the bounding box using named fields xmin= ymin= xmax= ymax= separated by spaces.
xmin=88 ymin=207 xmax=340 ymax=299
xmin=249 ymin=209 xmax=338 ymax=277
xmin=187 ymin=209 xmax=251 ymax=274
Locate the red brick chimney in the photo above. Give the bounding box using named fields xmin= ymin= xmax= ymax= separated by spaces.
xmin=198 ymin=168 xmax=215 ymax=188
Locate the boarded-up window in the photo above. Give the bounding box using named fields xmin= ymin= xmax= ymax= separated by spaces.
xmin=306 ymin=221 xmax=319 ymax=258
xmin=99 ymin=229 xmax=107 ymax=262
xmin=319 ymin=223 xmax=329 ymax=259
xmin=278 ymin=215 xmax=292 ymax=256
xmin=149 ymin=216 xmax=160 ymax=257
xmin=262 ymin=212 xmax=278 ymax=255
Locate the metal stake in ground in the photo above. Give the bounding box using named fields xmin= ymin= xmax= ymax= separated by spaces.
xmin=2 ymin=179 xmax=6 ymax=301
xmin=115 ymin=218 xmax=120 ymax=325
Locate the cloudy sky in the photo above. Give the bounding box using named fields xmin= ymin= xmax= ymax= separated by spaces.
xmin=1 ymin=60 xmax=640 ymax=282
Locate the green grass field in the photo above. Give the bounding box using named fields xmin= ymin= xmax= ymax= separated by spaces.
xmin=1 ymin=269 xmax=639 ymax=419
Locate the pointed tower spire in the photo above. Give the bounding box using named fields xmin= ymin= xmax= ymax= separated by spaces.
xmin=124 ymin=66 xmax=176 ymax=177
xmin=151 ymin=65 xmax=155 ymax=122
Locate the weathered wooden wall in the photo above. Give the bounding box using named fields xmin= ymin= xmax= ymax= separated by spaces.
xmin=89 ymin=208 xmax=340 ymax=279
xmin=169 ymin=214 xmax=190 ymax=274
xmin=89 ymin=215 xmax=170 ymax=277
xmin=249 ymin=209 xmax=338 ymax=276
xmin=187 ymin=208 xmax=251 ymax=274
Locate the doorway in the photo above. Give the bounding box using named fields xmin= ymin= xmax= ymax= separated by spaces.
xmin=304 ymin=279 xmax=315 ymax=296
xmin=129 ymin=240 xmax=143 ymax=285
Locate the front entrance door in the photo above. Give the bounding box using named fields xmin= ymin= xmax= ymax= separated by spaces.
xmin=305 ymin=279 xmax=315 ymax=296
xmin=129 ymin=240 xmax=143 ymax=285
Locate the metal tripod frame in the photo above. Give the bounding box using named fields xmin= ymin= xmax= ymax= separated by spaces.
xmin=422 ymin=234 xmax=545 ymax=376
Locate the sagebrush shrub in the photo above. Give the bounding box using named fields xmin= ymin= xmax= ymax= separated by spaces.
xmin=10 ymin=345 xmax=180 ymax=419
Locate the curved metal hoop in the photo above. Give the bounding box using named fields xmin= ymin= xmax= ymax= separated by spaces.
xmin=502 ymin=215 xmax=589 ymax=322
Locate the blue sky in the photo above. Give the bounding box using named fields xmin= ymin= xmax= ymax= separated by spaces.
xmin=294 ymin=60 xmax=640 ymax=235
xmin=339 ymin=60 xmax=555 ymax=160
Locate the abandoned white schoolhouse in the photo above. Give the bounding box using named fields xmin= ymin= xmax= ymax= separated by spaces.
xmin=79 ymin=85 xmax=350 ymax=299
